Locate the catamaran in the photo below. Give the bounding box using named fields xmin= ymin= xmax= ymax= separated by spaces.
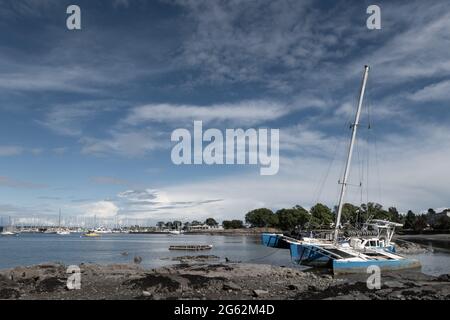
xmin=262 ymin=66 xmax=421 ymax=274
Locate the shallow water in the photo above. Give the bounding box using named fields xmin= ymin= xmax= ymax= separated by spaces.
xmin=0 ymin=233 xmax=449 ymax=276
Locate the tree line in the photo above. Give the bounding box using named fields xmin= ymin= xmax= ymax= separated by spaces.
xmin=244 ymin=203 xmax=450 ymax=232
xmin=154 ymin=203 xmax=450 ymax=232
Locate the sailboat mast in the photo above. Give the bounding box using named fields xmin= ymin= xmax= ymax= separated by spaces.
xmin=334 ymin=65 xmax=370 ymax=243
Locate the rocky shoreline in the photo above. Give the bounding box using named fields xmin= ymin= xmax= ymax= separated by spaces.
xmin=1 ymin=260 xmax=449 ymax=300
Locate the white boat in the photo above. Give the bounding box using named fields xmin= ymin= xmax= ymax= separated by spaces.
xmin=55 ymin=210 xmax=70 ymax=235
xmin=1 ymin=216 xmax=18 ymax=236
xmin=168 ymin=230 xmax=182 ymax=235
xmin=262 ymin=66 xmax=421 ymax=274
xmin=0 ymin=231 xmax=17 ymax=236
xmin=93 ymin=226 xmax=112 ymax=234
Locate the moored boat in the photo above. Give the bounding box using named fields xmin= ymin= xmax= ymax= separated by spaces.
xmin=262 ymin=66 xmax=421 ymax=274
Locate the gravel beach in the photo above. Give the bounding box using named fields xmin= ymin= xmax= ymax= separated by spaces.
xmin=1 ymin=260 xmax=449 ymax=300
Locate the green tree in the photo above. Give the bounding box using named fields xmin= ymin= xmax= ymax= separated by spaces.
xmin=433 ymin=215 xmax=450 ymax=230
xmin=338 ymin=203 xmax=360 ymax=225
xmin=173 ymin=221 xmax=182 ymax=230
xmin=245 ymin=208 xmax=277 ymax=227
xmin=183 ymin=221 xmax=191 ymax=231
xmin=309 ymin=203 xmax=333 ymax=228
xmin=275 ymin=206 xmax=310 ymax=231
xmin=156 ymin=221 xmax=165 ymax=230
xmin=205 ymin=218 xmax=218 ymax=227
xmin=165 ymin=221 xmax=173 ymax=229
xmin=222 ymin=220 xmax=244 ymax=229
xmin=413 ymin=215 xmax=428 ymax=232
xmin=388 ymin=207 xmax=401 ymax=223
xmin=403 ymin=210 xmax=416 ymax=229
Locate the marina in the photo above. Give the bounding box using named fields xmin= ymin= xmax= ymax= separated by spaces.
xmin=169 ymin=244 xmax=213 ymax=251
xmin=0 ymin=232 xmax=448 ymax=276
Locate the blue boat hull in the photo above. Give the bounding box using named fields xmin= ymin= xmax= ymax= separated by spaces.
xmin=290 ymin=243 xmax=332 ymax=267
xmin=333 ymin=258 xmax=421 ymax=275
xmin=262 ymin=233 xmax=420 ymax=274
xmin=261 ymin=233 xmax=290 ymax=249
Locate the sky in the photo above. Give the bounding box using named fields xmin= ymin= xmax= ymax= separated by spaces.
xmin=0 ymin=0 xmax=450 ymax=225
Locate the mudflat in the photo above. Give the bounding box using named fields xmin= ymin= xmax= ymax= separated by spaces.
xmin=0 ymin=261 xmax=449 ymax=300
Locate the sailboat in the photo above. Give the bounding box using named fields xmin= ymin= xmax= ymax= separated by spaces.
xmin=262 ymin=66 xmax=421 ymax=274
xmin=1 ymin=216 xmax=18 ymax=236
xmin=56 ymin=209 xmax=70 ymax=235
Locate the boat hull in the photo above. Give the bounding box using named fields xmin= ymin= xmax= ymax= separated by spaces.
xmin=289 ymin=243 xmax=333 ymax=267
xmin=332 ymin=258 xmax=421 ymax=275
xmin=261 ymin=233 xmax=290 ymax=249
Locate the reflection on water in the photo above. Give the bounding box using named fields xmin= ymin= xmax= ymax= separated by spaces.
xmin=0 ymin=233 xmax=449 ymax=276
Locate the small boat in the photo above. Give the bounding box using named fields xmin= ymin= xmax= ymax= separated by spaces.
xmin=93 ymin=226 xmax=112 ymax=234
xmin=168 ymin=230 xmax=182 ymax=235
xmin=169 ymin=244 xmax=213 ymax=251
xmin=1 ymin=216 xmax=18 ymax=236
xmin=55 ymin=210 xmax=70 ymax=235
xmin=83 ymin=231 xmax=100 ymax=237
xmin=0 ymin=231 xmax=17 ymax=236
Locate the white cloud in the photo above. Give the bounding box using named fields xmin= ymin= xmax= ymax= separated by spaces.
xmin=80 ymin=129 xmax=164 ymax=157
xmin=124 ymin=100 xmax=291 ymax=125
xmin=409 ymin=80 xmax=450 ymax=102
xmin=80 ymin=201 xmax=119 ymax=218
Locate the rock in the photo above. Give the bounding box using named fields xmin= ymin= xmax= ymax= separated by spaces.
xmin=121 ymin=252 xmax=129 ymax=256
xmin=437 ymin=274 xmax=450 ymax=282
xmin=0 ymin=288 xmax=20 ymax=299
xmin=142 ymin=291 xmax=152 ymax=297
xmin=253 ymin=289 xmax=269 ymax=297
xmin=35 ymin=277 xmax=65 ymax=293
xmin=287 ymin=284 xmax=300 ymax=290
xmin=134 ymin=256 xmax=143 ymax=264
xmin=383 ymin=281 xmax=405 ymax=289
xmin=223 ymin=281 xmax=242 ymax=291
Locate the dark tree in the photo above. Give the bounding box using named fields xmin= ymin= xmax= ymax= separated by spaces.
xmin=403 ymin=210 xmax=416 ymax=229
xmin=222 ymin=220 xmax=244 ymax=229
xmin=433 ymin=215 xmax=450 ymax=230
xmin=245 ymin=208 xmax=277 ymax=227
xmin=173 ymin=221 xmax=182 ymax=230
xmin=413 ymin=215 xmax=428 ymax=232
xmin=338 ymin=203 xmax=360 ymax=225
xmin=275 ymin=206 xmax=310 ymax=231
xmin=309 ymin=203 xmax=333 ymax=228
xmin=165 ymin=221 xmax=173 ymax=229
xmin=388 ymin=207 xmax=402 ymax=223
xmin=205 ymin=218 xmax=218 ymax=227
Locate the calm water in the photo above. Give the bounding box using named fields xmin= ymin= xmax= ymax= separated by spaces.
xmin=0 ymin=233 xmax=449 ymax=276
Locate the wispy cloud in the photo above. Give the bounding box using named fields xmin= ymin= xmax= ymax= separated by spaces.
xmin=90 ymin=176 xmax=132 ymax=186
xmin=0 ymin=176 xmax=47 ymax=189
xmin=0 ymin=146 xmax=23 ymax=156
xmin=409 ymin=80 xmax=450 ymax=102
xmin=124 ymin=100 xmax=291 ymax=125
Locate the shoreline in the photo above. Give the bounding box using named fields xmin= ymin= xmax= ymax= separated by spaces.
xmin=1 ymin=260 xmax=449 ymax=300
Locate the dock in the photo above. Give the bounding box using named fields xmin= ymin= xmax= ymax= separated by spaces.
xmin=169 ymin=244 xmax=213 ymax=251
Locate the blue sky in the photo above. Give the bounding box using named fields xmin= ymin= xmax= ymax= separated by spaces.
xmin=1 ymin=0 xmax=450 ymax=224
